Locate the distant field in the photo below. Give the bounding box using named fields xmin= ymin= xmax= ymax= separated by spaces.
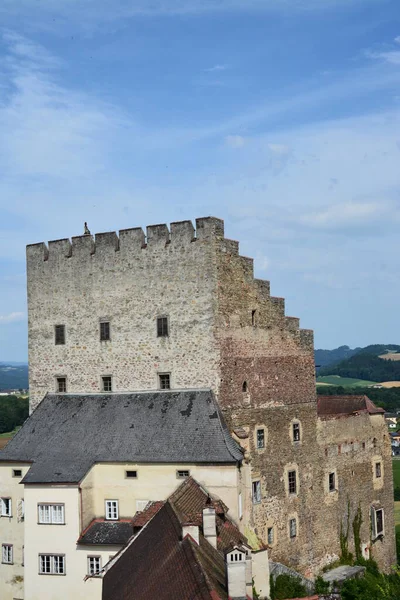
xmin=380 ymin=381 xmax=400 ymax=388
xmin=380 ymin=353 xmax=400 ymax=361
xmin=316 ymin=375 xmax=378 ymax=387
xmin=0 ymin=427 xmax=20 ymax=449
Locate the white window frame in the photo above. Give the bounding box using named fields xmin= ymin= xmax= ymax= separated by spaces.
xmin=88 ymin=555 xmax=102 ymax=576
xmin=38 ymin=504 xmax=65 ymax=525
xmin=0 ymin=498 xmax=12 ymax=517
xmin=105 ymin=500 xmax=119 ymax=520
xmin=2 ymin=544 xmax=13 ymax=564
xmin=252 ymin=481 xmax=261 ymax=504
xmin=371 ymin=506 xmax=385 ymax=539
xmin=39 ymin=554 xmax=65 ymax=575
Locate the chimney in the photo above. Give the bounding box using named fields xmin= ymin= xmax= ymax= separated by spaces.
xmin=182 ymin=523 xmax=200 ymax=546
xmin=226 ymin=548 xmax=247 ymax=599
xmin=202 ymin=506 xmax=217 ymax=548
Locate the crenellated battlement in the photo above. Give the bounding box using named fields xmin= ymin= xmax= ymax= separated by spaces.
xmin=26 ymin=216 xmax=226 ymax=261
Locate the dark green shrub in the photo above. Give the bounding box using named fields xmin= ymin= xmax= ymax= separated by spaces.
xmin=271 ymin=573 xmax=307 ymax=599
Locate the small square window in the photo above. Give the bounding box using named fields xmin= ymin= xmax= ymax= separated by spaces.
xmin=288 ymin=470 xmax=297 ymax=495
xmin=12 ymin=469 xmax=22 ymax=478
xmin=375 ymin=462 xmax=382 ymax=478
xmin=159 ymin=373 xmax=170 ymax=390
xmin=57 ymin=377 xmax=67 ymax=393
xmin=329 ymin=472 xmax=336 ymax=492
xmin=177 ymin=470 xmax=190 ymax=479
xmin=105 ymin=500 xmax=118 ymax=520
xmin=100 ymin=322 xmax=110 ymax=341
xmin=256 ymin=429 xmax=265 ymax=449
xmin=252 ymin=481 xmax=261 ymax=504
xmin=293 ymin=423 xmax=300 ymax=442
xmin=55 ymin=325 xmax=65 ymax=345
xmin=0 ymin=498 xmax=12 ymax=517
xmin=88 ymin=556 xmax=101 ymax=576
xmin=125 ymin=470 xmax=137 ymax=479
xmin=267 ymin=527 xmax=274 ymax=545
xmin=157 ymin=317 xmax=169 ymax=337
xmin=102 ymin=376 xmax=112 ymax=392
xmin=289 ymin=518 xmax=297 ymax=538
xmin=2 ymin=544 xmax=13 ymax=564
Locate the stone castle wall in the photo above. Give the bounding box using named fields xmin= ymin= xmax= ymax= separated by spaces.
xmin=26 ymin=215 xmax=396 ymax=574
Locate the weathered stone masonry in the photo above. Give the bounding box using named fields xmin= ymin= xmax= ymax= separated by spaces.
xmin=27 ymin=216 xmax=396 ymax=575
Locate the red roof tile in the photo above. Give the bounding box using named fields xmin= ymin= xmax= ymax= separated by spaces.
xmin=317 ymin=395 xmax=384 ymax=418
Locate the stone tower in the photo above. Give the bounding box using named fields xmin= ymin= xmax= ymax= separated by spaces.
xmin=26 ymin=216 xmax=396 ymax=574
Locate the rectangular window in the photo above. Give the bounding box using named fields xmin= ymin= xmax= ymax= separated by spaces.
xmin=252 ymin=481 xmax=261 ymax=504
xmin=39 ymin=554 xmax=65 ymax=575
xmin=102 ymin=376 xmax=112 ymax=392
xmin=105 ymin=500 xmax=118 ymax=520
xmin=238 ymin=493 xmax=243 ymax=520
xmin=125 ymin=470 xmax=137 ymax=479
xmin=100 ymin=321 xmax=110 ymax=341
xmin=372 ymin=507 xmax=384 ymax=539
xmin=293 ymin=423 xmax=300 ymax=442
xmin=12 ymin=469 xmax=22 ymax=478
xmin=288 ymin=470 xmax=297 ymax=495
xmin=55 ymin=325 xmax=65 ymax=345
xmin=375 ymin=462 xmax=382 ymax=478
xmin=267 ymin=527 xmax=274 ymax=545
xmin=17 ymin=499 xmax=25 ymax=522
xmin=159 ymin=373 xmax=170 ymax=390
xmin=88 ymin=556 xmax=102 ymax=576
xmin=57 ymin=377 xmax=67 ymax=393
xmin=329 ymin=472 xmax=336 ymax=492
xmin=289 ymin=518 xmax=297 ymax=539
xmin=157 ymin=316 xmax=168 ymax=337
xmin=256 ymin=429 xmax=265 ymax=449
xmin=2 ymin=544 xmax=13 ymax=564
xmin=0 ymin=498 xmax=12 ymax=517
xmin=176 ymin=470 xmax=190 ymax=479
xmin=38 ymin=504 xmax=65 ymax=525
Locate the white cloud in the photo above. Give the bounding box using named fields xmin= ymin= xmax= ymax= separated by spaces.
xmin=395 ymin=36 xmax=400 ymax=45
xmin=204 ymin=64 xmax=229 ymax=72
xmin=0 ymin=312 xmax=25 ymax=324
xmin=298 ymin=201 xmax=386 ymax=229
xmin=367 ymin=50 xmax=400 ymax=66
xmin=225 ymin=135 xmax=246 ymax=148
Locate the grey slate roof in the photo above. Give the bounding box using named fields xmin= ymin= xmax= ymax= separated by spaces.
xmin=78 ymin=521 xmax=134 ymax=546
xmin=0 ymin=390 xmax=243 ymax=484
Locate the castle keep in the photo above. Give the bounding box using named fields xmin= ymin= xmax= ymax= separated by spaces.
xmin=0 ymin=216 xmax=394 ymax=599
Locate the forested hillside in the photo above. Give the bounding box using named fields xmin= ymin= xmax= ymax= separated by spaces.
xmin=0 ymin=363 xmax=28 ymax=391
xmin=0 ymin=396 xmax=29 ymax=434
xmin=318 ymin=351 xmax=400 ymax=382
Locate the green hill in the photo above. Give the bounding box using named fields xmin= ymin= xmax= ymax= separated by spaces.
xmin=318 ymin=351 xmax=400 ymax=383
xmin=0 ymin=363 xmax=29 ymax=391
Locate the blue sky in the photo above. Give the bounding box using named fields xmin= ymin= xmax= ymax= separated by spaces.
xmin=0 ymin=0 xmax=400 ymax=361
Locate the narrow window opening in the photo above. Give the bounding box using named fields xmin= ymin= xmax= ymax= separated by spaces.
xmin=55 ymin=325 xmax=65 ymax=345
xmin=57 ymin=377 xmax=67 ymax=393
xmin=293 ymin=423 xmax=300 ymax=442
xmin=251 ymin=310 xmax=256 ymax=326
xmin=157 ymin=316 xmax=169 ymax=337
xmin=375 ymin=462 xmax=382 ymax=478
xmin=256 ymin=429 xmax=265 ymax=449
xmin=267 ymin=527 xmax=274 ymax=545
xmin=242 ymin=381 xmax=248 ymax=393
xmin=102 ymin=376 xmax=112 ymax=392
xmin=125 ymin=470 xmax=137 ymax=479
xmin=176 ymin=470 xmax=190 ymax=479
xmin=329 ymin=472 xmax=336 ymax=492
xmin=100 ymin=321 xmax=110 ymax=341
xmin=252 ymin=481 xmax=261 ymax=504
xmin=289 ymin=518 xmax=297 ymax=539
xmin=288 ymin=470 xmax=297 ymax=495
xmin=159 ymin=373 xmax=171 ymax=390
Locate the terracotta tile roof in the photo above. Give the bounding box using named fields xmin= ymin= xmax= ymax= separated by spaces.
xmin=130 ymin=501 xmax=164 ymax=527
xmin=317 ymin=395 xmax=384 ymax=418
xmin=168 ymin=477 xmax=249 ymax=553
xmin=102 ymin=502 xmax=229 ymax=600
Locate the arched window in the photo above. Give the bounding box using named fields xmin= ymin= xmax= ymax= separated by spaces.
xmin=242 ymin=381 xmax=248 ymax=393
